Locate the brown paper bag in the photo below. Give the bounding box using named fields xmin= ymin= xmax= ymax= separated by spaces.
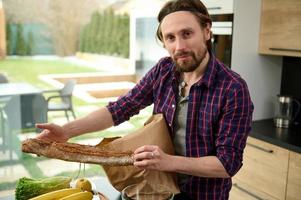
xmin=100 ymin=114 xmax=180 ymax=195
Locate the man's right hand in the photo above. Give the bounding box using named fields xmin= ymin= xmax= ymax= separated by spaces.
xmin=35 ymin=123 xmax=69 ymax=143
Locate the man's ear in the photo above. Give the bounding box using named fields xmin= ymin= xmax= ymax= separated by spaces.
xmin=204 ymin=23 xmax=212 ymax=41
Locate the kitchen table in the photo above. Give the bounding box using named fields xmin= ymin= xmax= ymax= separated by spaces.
xmin=0 ymin=82 xmax=42 ymax=96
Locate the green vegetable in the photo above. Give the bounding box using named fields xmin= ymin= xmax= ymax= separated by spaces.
xmin=15 ymin=176 xmax=72 ymax=200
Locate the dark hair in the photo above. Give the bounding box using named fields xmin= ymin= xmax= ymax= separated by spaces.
xmin=156 ymin=0 xmax=212 ymax=50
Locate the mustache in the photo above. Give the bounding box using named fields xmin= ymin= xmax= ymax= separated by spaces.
xmin=174 ymin=51 xmax=193 ymax=59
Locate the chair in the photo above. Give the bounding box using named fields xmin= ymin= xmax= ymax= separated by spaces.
xmin=43 ymin=79 xmax=77 ymax=122
xmin=31 ymin=94 xmax=48 ymax=131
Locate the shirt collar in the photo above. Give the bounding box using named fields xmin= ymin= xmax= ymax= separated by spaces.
xmin=171 ymin=52 xmax=218 ymax=88
xmin=171 ymin=63 xmax=180 ymax=83
xmin=196 ymin=52 xmax=218 ymax=88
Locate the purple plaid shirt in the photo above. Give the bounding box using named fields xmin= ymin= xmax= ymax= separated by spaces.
xmin=107 ymin=55 xmax=253 ymax=200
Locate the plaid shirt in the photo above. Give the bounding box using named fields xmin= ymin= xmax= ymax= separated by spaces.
xmin=107 ymin=55 xmax=254 ymax=200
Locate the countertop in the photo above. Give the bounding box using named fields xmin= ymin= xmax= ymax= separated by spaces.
xmin=251 ymin=119 xmax=301 ymax=153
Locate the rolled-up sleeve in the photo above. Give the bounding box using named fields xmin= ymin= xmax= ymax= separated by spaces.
xmin=106 ymin=73 xmax=154 ymax=126
xmin=106 ymin=57 xmax=172 ymax=125
xmin=215 ymin=80 xmax=254 ymax=177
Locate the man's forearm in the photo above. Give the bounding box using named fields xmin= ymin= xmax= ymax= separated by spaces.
xmin=62 ymin=107 xmax=114 ymax=138
xmin=170 ymin=155 xmax=230 ymax=178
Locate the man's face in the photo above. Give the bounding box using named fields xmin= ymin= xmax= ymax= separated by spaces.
xmin=160 ymin=11 xmax=211 ymax=72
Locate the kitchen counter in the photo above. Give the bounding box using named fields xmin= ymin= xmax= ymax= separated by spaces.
xmin=251 ymin=119 xmax=301 ymax=153
xmin=0 ymin=176 xmax=120 ymax=200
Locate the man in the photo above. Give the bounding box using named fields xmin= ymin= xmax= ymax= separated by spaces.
xmin=36 ymin=0 xmax=254 ymax=199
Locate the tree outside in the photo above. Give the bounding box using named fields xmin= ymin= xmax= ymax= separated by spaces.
xmin=79 ymin=8 xmax=130 ymax=58
xmin=3 ymin=0 xmax=130 ymax=57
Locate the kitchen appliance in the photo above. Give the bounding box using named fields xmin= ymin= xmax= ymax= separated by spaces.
xmin=274 ymin=95 xmax=301 ymax=128
xmin=211 ymin=14 xmax=233 ymax=67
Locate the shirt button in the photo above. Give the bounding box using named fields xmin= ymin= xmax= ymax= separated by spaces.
xmin=172 ymin=104 xmax=175 ymax=108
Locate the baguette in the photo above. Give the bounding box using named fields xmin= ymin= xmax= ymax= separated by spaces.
xmin=21 ymin=138 xmax=133 ymax=166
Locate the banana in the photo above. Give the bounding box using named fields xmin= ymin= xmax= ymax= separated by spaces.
xmin=59 ymin=191 xmax=93 ymax=200
xmin=29 ymin=188 xmax=81 ymax=200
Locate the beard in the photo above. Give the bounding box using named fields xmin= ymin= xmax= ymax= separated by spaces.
xmin=173 ymin=49 xmax=207 ymax=73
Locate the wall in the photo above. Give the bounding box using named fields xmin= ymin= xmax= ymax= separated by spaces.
xmin=232 ymin=0 xmax=282 ymax=120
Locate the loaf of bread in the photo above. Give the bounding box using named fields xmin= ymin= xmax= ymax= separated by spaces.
xmin=21 ymin=138 xmax=133 ymax=166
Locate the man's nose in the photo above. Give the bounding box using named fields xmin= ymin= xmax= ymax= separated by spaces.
xmin=175 ymin=38 xmax=186 ymax=51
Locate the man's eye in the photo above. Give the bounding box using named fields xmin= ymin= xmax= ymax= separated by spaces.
xmin=183 ymin=31 xmax=191 ymax=38
xmin=166 ymin=36 xmax=175 ymax=41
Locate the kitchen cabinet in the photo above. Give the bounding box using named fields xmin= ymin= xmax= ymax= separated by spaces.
xmin=286 ymin=151 xmax=301 ymax=200
xmin=230 ymin=179 xmax=278 ymax=200
xmin=258 ymin=0 xmax=301 ymax=57
xmin=202 ymin=0 xmax=233 ymax=15
xmin=230 ymin=137 xmax=289 ymax=200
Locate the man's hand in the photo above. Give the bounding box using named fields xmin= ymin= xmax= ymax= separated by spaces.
xmin=133 ymin=145 xmax=230 ymax=178
xmin=133 ymin=145 xmax=174 ymax=171
xmin=35 ymin=123 xmax=69 ymax=143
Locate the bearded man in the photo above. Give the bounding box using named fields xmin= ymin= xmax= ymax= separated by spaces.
xmin=36 ymin=0 xmax=254 ymax=199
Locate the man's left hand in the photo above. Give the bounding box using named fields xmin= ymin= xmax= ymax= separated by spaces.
xmin=133 ymin=145 xmax=173 ymax=171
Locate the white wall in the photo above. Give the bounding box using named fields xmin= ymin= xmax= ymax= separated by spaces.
xmin=232 ymin=0 xmax=283 ymax=120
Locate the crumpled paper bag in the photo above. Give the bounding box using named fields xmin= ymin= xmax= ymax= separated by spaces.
xmin=98 ymin=114 xmax=180 ymax=197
